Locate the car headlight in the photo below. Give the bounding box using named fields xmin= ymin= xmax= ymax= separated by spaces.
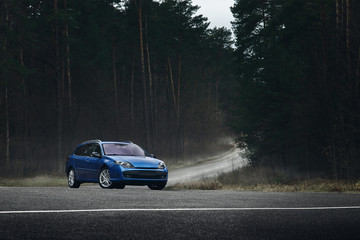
xmin=116 ymin=161 xmax=134 ymax=168
xmin=158 ymin=162 xmax=166 ymax=169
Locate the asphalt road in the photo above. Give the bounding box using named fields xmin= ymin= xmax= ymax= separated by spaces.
xmin=167 ymin=147 xmax=247 ymax=186
xmin=1 ymin=186 xmax=360 ymax=239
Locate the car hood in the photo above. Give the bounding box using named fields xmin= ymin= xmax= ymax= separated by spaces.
xmin=108 ymin=156 xmax=164 ymax=168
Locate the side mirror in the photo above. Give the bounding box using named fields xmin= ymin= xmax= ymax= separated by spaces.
xmin=92 ymin=152 xmax=101 ymax=158
xmin=151 ymin=154 xmax=156 ymax=159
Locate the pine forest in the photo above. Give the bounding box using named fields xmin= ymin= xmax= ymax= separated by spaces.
xmin=1 ymin=0 xmax=360 ymax=180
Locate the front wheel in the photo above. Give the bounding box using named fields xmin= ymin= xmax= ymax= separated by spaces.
xmin=114 ymin=183 xmax=125 ymax=189
xmin=68 ymin=169 xmax=80 ymax=188
xmin=98 ymin=168 xmax=114 ymax=189
xmin=148 ymin=182 xmax=166 ymax=190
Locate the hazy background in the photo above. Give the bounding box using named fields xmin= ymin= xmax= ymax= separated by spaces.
xmin=1 ymin=0 xmax=360 ymax=180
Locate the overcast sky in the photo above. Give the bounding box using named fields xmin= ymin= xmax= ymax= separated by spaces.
xmin=191 ymin=0 xmax=235 ymax=30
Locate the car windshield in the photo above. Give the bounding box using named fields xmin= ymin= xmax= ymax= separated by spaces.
xmin=102 ymin=143 xmax=146 ymax=156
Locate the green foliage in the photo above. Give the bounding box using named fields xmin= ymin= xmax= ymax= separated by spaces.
xmin=0 ymin=0 xmax=235 ymax=177
xmin=231 ymin=0 xmax=360 ymax=179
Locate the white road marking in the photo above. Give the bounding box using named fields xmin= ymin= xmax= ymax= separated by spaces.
xmin=1 ymin=206 xmax=360 ymax=214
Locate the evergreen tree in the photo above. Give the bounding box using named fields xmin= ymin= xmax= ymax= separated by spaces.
xmin=0 ymin=0 xmax=235 ymax=176
xmin=231 ymin=0 xmax=360 ymax=178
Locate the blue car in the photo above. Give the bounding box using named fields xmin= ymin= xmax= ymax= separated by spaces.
xmin=65 ymin=140 xmax=168 ymax=190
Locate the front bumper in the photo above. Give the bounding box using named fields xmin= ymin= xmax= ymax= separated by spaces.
xmin=109 ymin=166 xmax=168 ymax=185
xmin=122 ymin=170 xmax=167 ymax=179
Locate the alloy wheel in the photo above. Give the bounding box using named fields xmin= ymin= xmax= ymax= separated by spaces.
xmin=99 ymin=168 xmax=112 ymax=188
xmin=68 ymin=169 xmax=80 ymax=188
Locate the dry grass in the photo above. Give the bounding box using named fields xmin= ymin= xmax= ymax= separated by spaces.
xmin=169 ymin=180 xmax=224 ymax=190
xmin=0 ymin=176 xmax=67 ymax=187
xmin=170 ymin=178 xmax=360 ymax=193
xmin=221 ymin=180 xmax=360 ymax=193
xmin=170 ymin=166 xmax=360 ymax=193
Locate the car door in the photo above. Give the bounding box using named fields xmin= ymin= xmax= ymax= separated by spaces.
xmin=73 ymin=144 xmax=90 ymax=179
xmin=86 ymin=143 xmax=102 ymax=180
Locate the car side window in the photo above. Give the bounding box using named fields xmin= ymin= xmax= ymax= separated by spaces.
xmin=75 ymin=143 xmax=97 ymax=156
xmin=84 ymin=143 xmax=101 ymax=157
xmin=74 ymin=143 xmax=101 ymax=156
xmin=83 ymin=143 xmax=95 ymax=156
xmin=74 ymin=144 xmax=87 ymax=156
xmin=93 ymin=144 xmax=101 ymax=155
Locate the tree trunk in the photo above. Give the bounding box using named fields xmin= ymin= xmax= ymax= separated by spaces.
xmin=177 ymin=53 xmax=181 ymax=123
xmin=320 ymin=4 xmax=328 ymax=83
xmin=168 ymin=57 xmax=177 ymax=118
xmin=145 ymin=12 xmax=154 ymax=141
xmin=131 ymin=45 xmax=135 ymax=128
xmin=64 ymin=0 xmax=72 ymax=109
xmin=54 ymin=0 xmax=63 ymax=170
xmin=215 ymin=74 xmax=220 ymax=110
xmin=336 ymin=0 xmax=343 ymax=64
xmin=5 ymin=85 xmax=10 ymax=170
xmin=112 ymin=39 xmax=120 ymax=128
xmin=357 ymin=46 xmax=360 ymax=96
xmin=3 ymin=3 xmax=10 ymax=170
xmin=20 ymin=43 xmax=30 ymax=170
xmin=135 ymin=0 xmax=151 ymax=150
xmin=346 ymin=0 xmax=351 ymax=82
xmin=153 ymin=62 xmax=158 ymax=140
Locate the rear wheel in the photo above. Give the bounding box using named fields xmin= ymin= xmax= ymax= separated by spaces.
xmin=68 ymin=169 xmax=80 ymax=188
xmin=98 ymin=168 xmax=114 ymax=189
xmin=148 ymin=182 xmax=166 ymax=190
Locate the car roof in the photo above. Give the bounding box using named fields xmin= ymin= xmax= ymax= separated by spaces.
xmin=80 ymin=139 xmax=133 ymax=145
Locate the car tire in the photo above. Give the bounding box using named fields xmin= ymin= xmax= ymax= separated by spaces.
xmin=114 ymin=183 xmax=125 ymax=189
xmin=147 ymin=182 xmax=166 ymax=190
xmin=68 ymin=168 xmax=80 ymax=188
xmin=98 ymin=167 xmax=114 ymax=189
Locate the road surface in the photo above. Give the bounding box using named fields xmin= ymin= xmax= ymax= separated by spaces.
xmin=1 ymin=149 xmax=360 ymax=239
xmin=1 ymin=187 xmax=360 ymax=239
xmin=167 ymin=146 xmax=247 ymax=186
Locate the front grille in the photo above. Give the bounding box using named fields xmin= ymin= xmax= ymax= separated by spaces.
xmin=123 ymin=171 xmax=167 ymax=179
